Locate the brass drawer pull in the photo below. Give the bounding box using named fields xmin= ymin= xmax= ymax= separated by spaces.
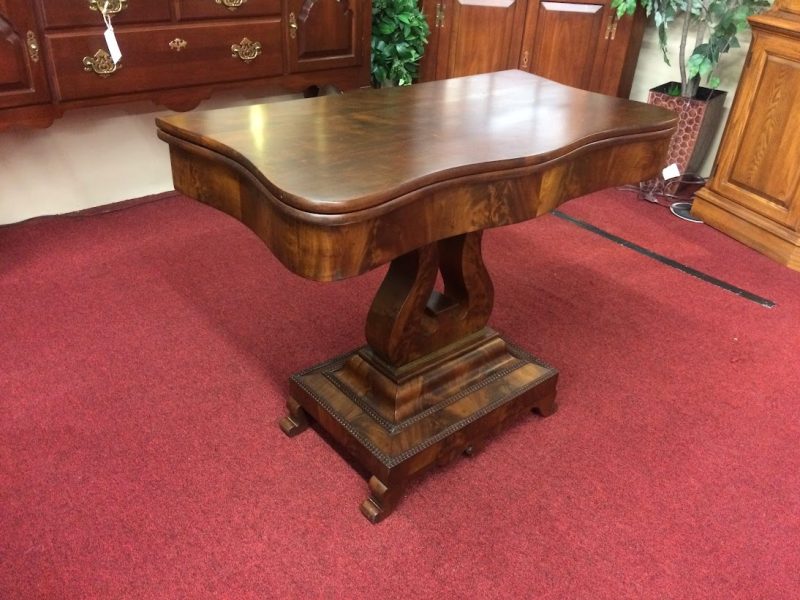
xmin=216 ymin=0 xmax=249 ymax=10
xmin=88 ymin=0 xmax=128 ymax=14
xmin=27 ymin=31 xmax=40 ymax=63
xmin=83 ymin=49 xmax=120 ymax=77
xmin=169 ymin=38 xmax=188 ymax=52
xmin=289 ymin=12 xmax=298 ymax=39
xmin=231 ymin=37 xmax=262 ymax=62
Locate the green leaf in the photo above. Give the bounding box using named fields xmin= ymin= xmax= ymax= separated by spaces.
xmin=686 ymin=53 xmax=705 ymax=78
xmin=378 ymin=21 xmax=396 ymax=35
xmin=699 ymin=57 xmax=713 ymax=78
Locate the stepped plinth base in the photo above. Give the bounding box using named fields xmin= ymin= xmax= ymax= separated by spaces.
xmin=280 ymin=328 xmax=558 ymax=523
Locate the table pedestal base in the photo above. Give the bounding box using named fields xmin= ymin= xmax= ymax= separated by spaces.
xmin=280 ymin=328 xmax=558 ymax=523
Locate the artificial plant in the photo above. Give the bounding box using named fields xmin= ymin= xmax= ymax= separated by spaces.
xmin=612 ymin=0 xmax=771 ymax=97
xmin=371 ymin=0 xmax=430 ymax=87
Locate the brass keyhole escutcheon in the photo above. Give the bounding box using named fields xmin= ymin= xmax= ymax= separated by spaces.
xmin=26 ymin=31 xmax=40 ymax=62
xmin=169 ymin=38 xmax=188 ymax=52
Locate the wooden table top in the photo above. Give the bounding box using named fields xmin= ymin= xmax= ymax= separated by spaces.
xmin=156 ymin=70 xmax=676 ymax=216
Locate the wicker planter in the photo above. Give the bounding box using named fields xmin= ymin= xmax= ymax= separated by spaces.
xmin=647 ymin=83 xmax=727 ymax=175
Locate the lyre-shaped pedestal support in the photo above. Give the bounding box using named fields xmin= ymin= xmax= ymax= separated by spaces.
xmin=365 ymin=231 xmax=494 ymax=366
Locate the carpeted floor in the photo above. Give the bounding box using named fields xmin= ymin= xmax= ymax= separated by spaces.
xmin=1 ymin=189 xmax=798 ymax=599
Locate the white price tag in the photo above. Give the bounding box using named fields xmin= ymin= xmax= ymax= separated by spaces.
xmin=100 ymin=2 xmax=122 ymax=64
xmin=662 ymin=163 xmax=681 ymax=181
xmin=104 ymin=25 xmax=122 ymax=64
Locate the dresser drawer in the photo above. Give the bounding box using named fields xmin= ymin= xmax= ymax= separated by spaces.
xmin=47 ymin=20 xmax=284 ymax=101
xmin=40 ymin=0 xmax=172 ymax=29
xmin=177 ymin=0 xmax=281 ymax=20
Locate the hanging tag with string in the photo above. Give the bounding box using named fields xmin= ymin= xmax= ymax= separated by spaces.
xmin=101 ymin=1 xmax=122 ymax=64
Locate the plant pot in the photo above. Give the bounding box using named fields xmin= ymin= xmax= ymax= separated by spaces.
xmin=647 ymin=83 xmax=727 ymax=175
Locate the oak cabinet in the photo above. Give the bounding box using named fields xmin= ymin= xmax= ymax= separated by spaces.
xmin=691 ymin=0 xmax=800 ymax=270
xmin=419 ymin=0 xmax=645 ymax=98
xmin=0 ymin=0 xmax=371 ymax=131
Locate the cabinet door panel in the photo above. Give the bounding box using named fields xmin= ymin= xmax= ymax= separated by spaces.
xmin=39 ymin=0 xmax=171 ymax=29
xmin=47 ymin=20 xmax=284 ymax=101
xmin=438 ymin=0 xmax=527 ymax=79
xmin=422 ymin=0 xmax=642 ymax=97
xmin=592 ymin=8 xmax=644 ymax=96
xmin=0 ymin=0 xmax=51 ymax=109
xmin=527 ymin=0 xmax=609 ymax=90
xmin=714 ymin=35 xmax=800 ymax=226
xmin=287 ymin=0 xmax=365 ymax=73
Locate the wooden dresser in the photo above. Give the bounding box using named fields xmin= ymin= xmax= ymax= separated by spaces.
xmin=692 ymin=0 xmax=800 ymax=270
xmin=0 ymin=0 xmax=371 ymax=130
xmin=418 ymin=0 xmax=645 ymax=97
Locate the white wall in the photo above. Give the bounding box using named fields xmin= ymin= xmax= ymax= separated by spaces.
xmin=0 ymin=102 xmax=175 ymax=226
xmin=0 ymin=91 xmax=300 ymax=226
xmin=0 ymin=21 xmax=752 ymax=226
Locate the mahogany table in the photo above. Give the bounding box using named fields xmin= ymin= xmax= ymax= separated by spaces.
xmin=157 ymin=70 xmax=676 ymax=523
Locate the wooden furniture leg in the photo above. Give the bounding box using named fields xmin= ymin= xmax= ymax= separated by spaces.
xmin=360 ymin=476 xmax=405 ymax=523
xmin=278 ymin=397 xmax=309 ymax=437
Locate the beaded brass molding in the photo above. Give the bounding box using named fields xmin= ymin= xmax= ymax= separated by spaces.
xmin=231 ymin=37 xmax=261 ymax=62
xmin=88 ymin=0 xmax=128 ymax=14
xmin=82 ymin=49 xmax=119 ymax=77
xmin=216 ymin=0 xmax=248 ymax=9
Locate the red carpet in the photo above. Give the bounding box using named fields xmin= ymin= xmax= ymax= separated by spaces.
xmin=1 ymin=190 xmax=799 ymax=598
